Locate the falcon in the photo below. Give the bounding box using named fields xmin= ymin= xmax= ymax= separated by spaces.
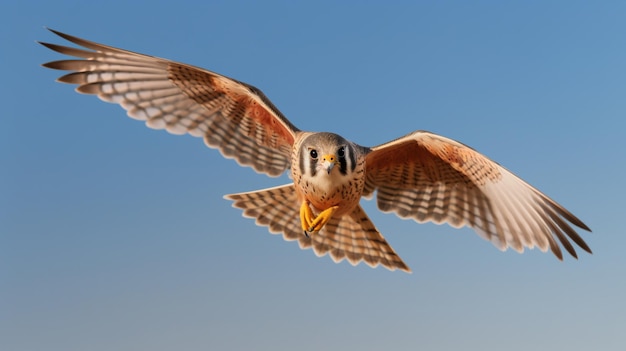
xmin=40 ymin=29 xmax=592 ymax=272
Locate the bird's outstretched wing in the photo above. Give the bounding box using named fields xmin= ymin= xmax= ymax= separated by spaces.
xmin=363 ymin=130 xmax=591 ymax=259
xmin=40 ymin=29 xmax=299 ymax=177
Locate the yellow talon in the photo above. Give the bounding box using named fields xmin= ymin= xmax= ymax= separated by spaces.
xmin=300 ymin=201 xmax=315 ymax=232
xmin=307 ymin=205 xmax=339 ymax=233
xmin=300 ymin=202 xmax=339 ymax=236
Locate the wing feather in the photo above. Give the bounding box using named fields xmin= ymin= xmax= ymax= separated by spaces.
xmin=364 ymin=130 xmax=591 ymax=259
xmin=40 ymin=29 xmax=299 ymax=177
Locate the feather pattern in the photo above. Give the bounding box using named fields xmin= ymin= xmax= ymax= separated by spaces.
xmin=40 ymin=29 xmax=298 ymax=177
xmin=226 ymin=185 xmax=410 ymax=272
xmin=363 ymin=130 xmax=591 ymax=259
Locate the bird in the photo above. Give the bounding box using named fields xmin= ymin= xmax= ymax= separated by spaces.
xmin=40 ymin=28 xmax=591 ymax=273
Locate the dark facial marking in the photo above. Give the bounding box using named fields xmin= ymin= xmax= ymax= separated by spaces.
xmin=338 ymin=146 xmax=348 ymax=175
xmin=308 ymin=148 xmax=318 ymax=177
xmin=348 ymin=145 xmax=357 ymax=172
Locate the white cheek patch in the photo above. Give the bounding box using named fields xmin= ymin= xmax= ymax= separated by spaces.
xmin=298 ymin=146 xmax=318 ymax=177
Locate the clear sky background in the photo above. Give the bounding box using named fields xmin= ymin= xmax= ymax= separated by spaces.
xmin=2 ymin=1 xmax=625 ymax=350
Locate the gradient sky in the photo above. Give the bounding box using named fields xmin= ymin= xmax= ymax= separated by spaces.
xmin=2 ymin=1 xmax=626 ymax=350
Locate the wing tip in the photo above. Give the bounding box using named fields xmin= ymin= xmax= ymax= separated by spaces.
xmin=44 ymin=27 xmax=77 ymax=43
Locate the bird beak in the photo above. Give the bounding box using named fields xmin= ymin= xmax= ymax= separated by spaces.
xmin=322 ymin=154 xmax=337 ymax=174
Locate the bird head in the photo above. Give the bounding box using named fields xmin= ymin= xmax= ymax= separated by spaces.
xmin=298 ymin=132 xmax=356 ymax=178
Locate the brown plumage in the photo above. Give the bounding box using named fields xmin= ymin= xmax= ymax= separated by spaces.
xmin=40 ymin=29 xmax=591 ymax=273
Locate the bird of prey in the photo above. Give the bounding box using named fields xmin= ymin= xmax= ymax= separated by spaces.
xmin=40 ymin=29 xmax=591 ymax=273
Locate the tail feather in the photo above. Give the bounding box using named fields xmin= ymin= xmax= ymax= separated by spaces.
xmin=225 ymin=184 xmax=410 ymax=273
xmin=317 ymin=206 xmax=411 ymax=272
xmin=225 ymin=184 xmax=301 ymax=240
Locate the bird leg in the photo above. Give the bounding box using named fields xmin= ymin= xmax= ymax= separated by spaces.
xmin=300 ymin=201 xmax=339 ymax=236
xmin=300 ymin=201 xmax=315 ymax=236
xmin=308 ymin=205 xmax=339 ymax=232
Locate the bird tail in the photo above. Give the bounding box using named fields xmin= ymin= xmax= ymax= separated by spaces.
xmin=225 ymin=185 xmax=410 ymax=273
xmin=320 ymin=205 xmax=411 ymax=272
xmin=224 ymin=184 xmax=303 ymax=241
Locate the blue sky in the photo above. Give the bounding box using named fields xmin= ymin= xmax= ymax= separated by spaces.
xmin=2 ymin=1 xmax=625 ymax=350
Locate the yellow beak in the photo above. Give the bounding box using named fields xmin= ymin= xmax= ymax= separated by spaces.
xmin=322 ymin=154 xmax=337 ymax=174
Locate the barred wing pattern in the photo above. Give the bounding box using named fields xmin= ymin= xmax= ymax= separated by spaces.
xmin=40 ymin=29 xmax=298 ymax=177
xmin=226 ymin=185 xmax=410 ymax=272
xmin=363 ymin=131 xmax=591 ymax=259
xmin=319 ymin=205 xmax=410 ymax=272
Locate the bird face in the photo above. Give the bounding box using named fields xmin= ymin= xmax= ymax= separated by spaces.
xmin=297 ymin=132 xmax=357 ymax=180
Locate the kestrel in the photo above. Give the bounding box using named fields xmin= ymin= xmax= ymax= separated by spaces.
xmin=40 ymin=29 xmax=591 ymax=273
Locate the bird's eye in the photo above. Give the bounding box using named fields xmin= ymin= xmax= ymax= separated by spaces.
xmin=337 ymin=147 xmax=345 ymax=158
xmin=310 ymin=149 xmax=318 ymax=159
